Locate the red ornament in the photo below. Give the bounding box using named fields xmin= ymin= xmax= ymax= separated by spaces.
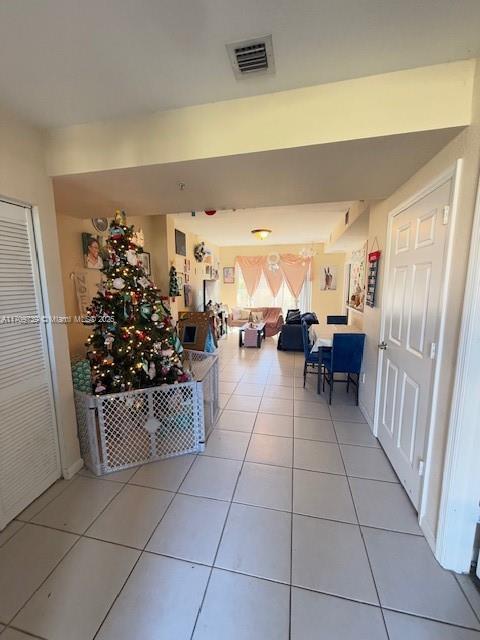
xmin=204 ymin=209 xmax=216 ymax=216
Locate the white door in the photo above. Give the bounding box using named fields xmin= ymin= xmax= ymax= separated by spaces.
xmin=0 ymin=200 xmax=61 ymax=529
xmin=377 ymin=179 xmax=452 ymax=509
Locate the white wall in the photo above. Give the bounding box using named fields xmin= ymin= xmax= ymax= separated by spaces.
xmin=0 ymin=106 xmax=81 ymax=476
xmin=360 ymin=60 xmax=480 ymax=548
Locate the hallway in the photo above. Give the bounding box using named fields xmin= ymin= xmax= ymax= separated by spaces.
xmin=0 ymin=332 xmax=479 ymax=639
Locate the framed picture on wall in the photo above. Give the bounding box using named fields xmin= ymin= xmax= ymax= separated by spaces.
xmin=139 ymin=252 xmax=151 ymax=275
xmin=175 ymin=229 xmax=186 ymax=256
xmin=82 ymin=233 xmax=104 ymax=269
xmin=223 ymin=266 xmax=235 ymax=284
xmin=319 ymin=265 xmax=337 ymax=290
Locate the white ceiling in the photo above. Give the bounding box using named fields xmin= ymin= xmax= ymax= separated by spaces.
xmin=0 ymin=1 xmax=479 ymax=127
xmin=171 ymin=203 xmax=352 ymax=246
xmin=52 ymin=128 xmax=461 ymax=218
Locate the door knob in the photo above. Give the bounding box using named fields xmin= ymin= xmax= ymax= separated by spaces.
xmin=378 ymin=341 xmax=388 ymax=350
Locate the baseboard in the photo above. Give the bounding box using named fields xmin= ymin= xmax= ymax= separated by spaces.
xmin=419 ymin=514 xmax=437 ymax=556
xmin=63 ymin=458 xmax=84 ymax=480
xmin=359 ymin=401 xmax=373 ymax=429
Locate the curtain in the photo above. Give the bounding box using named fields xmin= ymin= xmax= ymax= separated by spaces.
xmin=262 ymin=263 xmax=283 ymax=297
xmin=236 ymin=254 xmax=312 ymax=302
xmin=280 ymin=254 xmax=312 ymax=300
xmin=235 ymin=256 xmax=265 ymax=298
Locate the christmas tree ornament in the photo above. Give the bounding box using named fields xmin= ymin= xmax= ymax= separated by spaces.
xmin=131 ymin=228 xmax=145 ymax=248
xmin=147 ymin=362 xmax=156 ymax=380
xmin=126 ymin=249 xmax=138 ymax=266
xmin=113 ymin=277 xmax=125 ymax=290
xmin=140 ymin=302 xmax=152 ymax=319
xmin=110 ymin=226 xmax=125 ymax=240
xmin=85 ymin=215 xmax=186 ymax=394
xmin=114 ymin=209 xmax=127 ymax=225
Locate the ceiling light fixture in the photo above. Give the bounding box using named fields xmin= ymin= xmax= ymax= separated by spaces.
xmin=251 ymin=228 xmax=272 ymax=241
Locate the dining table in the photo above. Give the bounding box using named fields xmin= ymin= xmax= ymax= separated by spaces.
xmin=310 ymin=323 xmax=363 ymax=352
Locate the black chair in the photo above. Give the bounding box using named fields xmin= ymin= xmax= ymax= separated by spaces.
xmin=326 ymin=315 xmax=348 ymax=325
xmin=319 ymin=333 xmax=366 ymax=404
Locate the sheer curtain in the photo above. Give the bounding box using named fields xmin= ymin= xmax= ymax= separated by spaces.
xmin=236 ymin=265 xmax=312 ymax=314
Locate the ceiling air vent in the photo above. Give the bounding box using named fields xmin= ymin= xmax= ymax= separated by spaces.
xmin=226 ymin=35 xmax=275 ymax=79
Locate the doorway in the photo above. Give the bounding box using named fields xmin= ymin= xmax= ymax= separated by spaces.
xmin=376 ymin=176 xmax=454 ymax=510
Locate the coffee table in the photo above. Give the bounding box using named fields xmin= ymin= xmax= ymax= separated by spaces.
xmin=239 ymin=322 xmax=266 ymax=347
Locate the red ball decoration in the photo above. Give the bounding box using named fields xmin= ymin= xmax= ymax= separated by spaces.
xmin=204 ymin=209 xmax=216 ymax=216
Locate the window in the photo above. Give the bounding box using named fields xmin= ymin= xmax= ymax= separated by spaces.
xmin=236 ymin=265 xmax=311 ymax=314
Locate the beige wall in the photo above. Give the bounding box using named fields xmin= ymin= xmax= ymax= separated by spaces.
xmin=0 ymin=106 xmax=81 ymax=475
xmin=360 ymin=60 xmax=480 ymax=545
xmin=47 ymin=61 xmax=474 ymax=176
xmin=56 ymin=213 xmax=156 ymax=357
xmin=57 ymin=212 xmax=221 ymax=356
xmin=168 ymin=217 xmax=220 ymax=317
xmin=219 ymin=243 xmax=345 ymax=319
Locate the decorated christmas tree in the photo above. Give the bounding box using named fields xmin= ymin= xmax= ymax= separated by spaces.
xmin=86 ymin=211 xmax=189 ymax=394
xmin=169 ymin=265 xmax=180 ymax=298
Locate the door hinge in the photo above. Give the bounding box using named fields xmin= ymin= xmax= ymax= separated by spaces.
xmin=442 ymin=205 xmax=450 ymax=225
xmin=429 ymin=342 xmax=437 ymax=359
xmin=418 ymin=459 xmax=425 ymax=476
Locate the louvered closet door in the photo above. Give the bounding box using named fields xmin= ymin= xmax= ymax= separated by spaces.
xmin=0 ymin=200 xmax=60 ymax=530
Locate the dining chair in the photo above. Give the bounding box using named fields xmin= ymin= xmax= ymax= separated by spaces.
xmin=301 ymin=321 xmax=319 ymax=387
xmin=319 ymin=333 xmax=366 ymax=404
xmin=326 ymin=315 xmax=348 ymax=325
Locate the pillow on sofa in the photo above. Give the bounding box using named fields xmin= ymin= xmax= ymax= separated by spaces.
xmin=301 ymin=312 xmax=319 ymax=326
xmin=240 ymin=308 xmax=250 ymax=320
xmin=251 ymin=311 xmax=264 ymax=323
xmin=285 ymin=309 xmax=301 ymax=324
xmin=231 ymin=307 xmax=241 ymax=320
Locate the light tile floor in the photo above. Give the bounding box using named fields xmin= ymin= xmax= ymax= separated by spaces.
xmin=1 ymin=333 xmax=480 ymax=639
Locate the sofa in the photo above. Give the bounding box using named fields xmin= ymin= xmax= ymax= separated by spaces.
xmin=228 ymin=307 xmax=284 ymax=337
xmin=277 ymin=311 xmax=319 ymax=351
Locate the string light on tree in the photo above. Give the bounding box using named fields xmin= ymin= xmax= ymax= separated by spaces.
xmin=85 ymin=210 xmax=189 ymax=394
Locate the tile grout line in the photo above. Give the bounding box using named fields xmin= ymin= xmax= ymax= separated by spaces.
xmin=336 ymin=432 xmax=392 ymax=640
xmin=15 ymin=473 xmax=79 ymax=524
xmin=189 ymin=364 xmax=273 ymax=640
xmin=328 ymin=395 xmax=391 ymax=639
xmin=6 ymin=339 xmax=473 ymax=637
xmin=194 ymin=450 xmax=401 ymax=485
xmin=289 ymin=423 xmax=295 ymax=640
xmin=454 ymin=573 xmax=480 ymax=627
xmin=4 ymin=472 xmax=141 ymax=635
xmin=91 ymin=452 xmax=200 ymax=639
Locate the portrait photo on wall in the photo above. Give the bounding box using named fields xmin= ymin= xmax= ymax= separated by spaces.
xmin=223 ymin=267 xmax=235 ymax=284
xmin=320 ymin=265 xmax=337 ymax=290
xmin=82 ymin=233 xmax=104 ymax=269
